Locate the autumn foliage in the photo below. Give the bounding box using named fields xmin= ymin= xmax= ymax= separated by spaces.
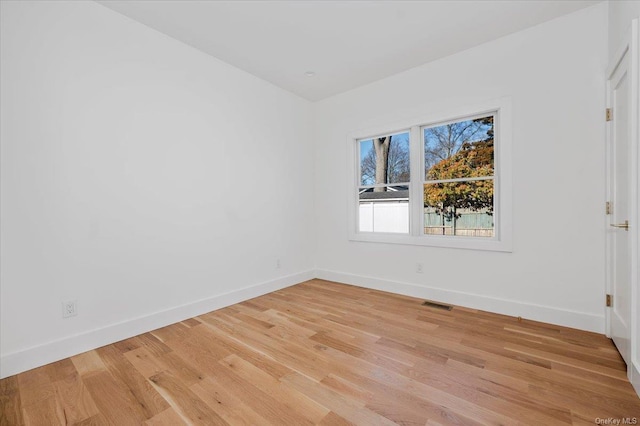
xmin=423 ymin=138 xmax=494 ymax=215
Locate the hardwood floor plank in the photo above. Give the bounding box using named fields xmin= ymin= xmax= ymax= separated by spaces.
xmin=182 ymin=318 xmax=202 ymax=328
xmin=97 ymin=345 xmax=170 ymax=419
xmin=74 ymin=413 xmax=109 ymax=425
xmin=234 ymin=311 xmax=277 ymax=331
xmin=405 ymin=359 xmax=574 ymax=424
xmin=0 ymin=376 xmax=24 ymax=426
xmin=200 ymin=314 xmax=330 ymax=381
xmin=550 ymin=361 xmax=639 ymax=395
xmin=195 ymin=322 xmax=294 ymax=380
xmin=16 ymin=367 xmax=55 ymax=407
xmin=191 ymin=376 xmax=274 ymax=426
xmin=42 ymin=358 xmax=77 ymax=382
xmin=151 ymin=322 xmax=190 ymax=345
xmin=306 ymin=348 xmax=514 ymax=425
xmin=137 ymin=332 xmax=172 ymax=357
xmin=529 ymin=383 xmax=640 ymax=421
xmin=83 ymin=371 xmax=148 ymax=425
xmin=124 ymin=337 xmax=206 ymax=387
xmin=317 ymin=411 xmax=356 ymax=426
xmin=503 ymin=325 xmax=623 ymax=361
xmin=71 ymin=351 xmax=107 ymax=376
xmin=148 ymin=371 xmax=228 ymax=425
xmin=220 ymin=353 xmax=330 ymax=423
xmin=51 ymin=371 xmax=100 ymax=424
xmin=144 ymin=407 xmax=188 ymax=426
xmin=202 ymin=358 xmax=316 ymax=426
xmin=123 ymin=346 xmax=168 ymax=380
xmin=310 ymin=331 xmax=411 ymax=373
xmin=157 ymin=351 xmax=206 ymax=387
xmin=503 ymin=342 xmax=628 ymax=379
xmin=112 ymin=337 xmax=142 ymax=354
xmin=21 ymin=396 xmax=65 ymax=426
xmin=320 ymin=373 xmax=374 ymax=403
xmin=281 ymin=372 xmax=398 ymax=426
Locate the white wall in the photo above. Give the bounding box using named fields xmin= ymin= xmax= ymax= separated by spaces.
xmin=314 ymin=4 xmax=608 ymax=332
xmin=0 ymin=0 xmax=315 ymax=377
xmin=608 ymin=0 xmax=640 ymax=397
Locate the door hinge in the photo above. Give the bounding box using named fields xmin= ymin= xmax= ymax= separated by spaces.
xmin=606 ymin=201 xmax=612 ymax=215
xmin=606 ymin=108 xmax=613 ymax=121
xmin=606 ymin=294 xmax=612 ymax=307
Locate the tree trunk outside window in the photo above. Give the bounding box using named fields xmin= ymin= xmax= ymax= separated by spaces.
xmin=373 ymin=136 xmax=390 ymax=192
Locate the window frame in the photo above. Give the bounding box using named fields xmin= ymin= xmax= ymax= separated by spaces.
xmin=347 ymin=98 xmax=512 ymax=252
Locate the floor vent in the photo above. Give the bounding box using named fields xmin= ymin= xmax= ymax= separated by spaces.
xmin=422 ymin=300 xmax=453 ymax=311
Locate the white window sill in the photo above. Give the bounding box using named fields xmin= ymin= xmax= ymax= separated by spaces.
xmin=348 ymin=232 xmax=512 ymax=252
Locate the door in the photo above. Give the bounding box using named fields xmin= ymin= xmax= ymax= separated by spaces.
xmin=608 ymin=50 xmax=632 ymax=366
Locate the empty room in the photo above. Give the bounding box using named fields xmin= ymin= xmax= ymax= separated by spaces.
xmin=1 ymin=0 xmax=640 ymax=424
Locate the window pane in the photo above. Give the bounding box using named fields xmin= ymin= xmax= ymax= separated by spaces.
xmin=423 ymin=180 xmax=494 ymax=237
xmin=424 ymin=116 xmax=494 ymax=181
xmin=359 ymin=186 xmax=409 ymax=233
xmin=360 ymin=132 xmax=410 ymax=186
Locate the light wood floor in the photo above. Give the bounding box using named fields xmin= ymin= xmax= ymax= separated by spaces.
xmin=1 ymin=279 xmax=639 ymax=425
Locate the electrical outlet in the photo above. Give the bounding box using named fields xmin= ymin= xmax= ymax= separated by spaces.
xmin=276 ymin=258 xmax=281 ymax=269
xmin=62 ymin=300 xmax=77 ymax=318
xmin=416 ymin=263 xmax=423 ymax=273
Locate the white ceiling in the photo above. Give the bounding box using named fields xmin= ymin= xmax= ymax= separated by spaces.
xmin=97 ymin=0 xmax=600 ymax=101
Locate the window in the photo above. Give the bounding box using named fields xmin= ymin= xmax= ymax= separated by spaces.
xmin=423 ymin=114 xmax=495 ymax=238
xmin=348 ymin=99 xmax=512 ymax=251
xmin=358 ymin=131 xmax=410 ymax=233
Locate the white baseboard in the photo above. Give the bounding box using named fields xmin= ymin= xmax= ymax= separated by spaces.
xmin=0 ymin=270 xmax=315 ymax=379
xmin=631 ymin=361 xmax=640 ymax=399
xmin=316 ymin=269 xmax=605 ymax=334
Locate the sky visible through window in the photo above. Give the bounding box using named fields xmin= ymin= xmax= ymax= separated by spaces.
xmin=424 ymin=118 xmax=493 ymax=177
xmin=359 ymin=131 xmax=410 ymax=186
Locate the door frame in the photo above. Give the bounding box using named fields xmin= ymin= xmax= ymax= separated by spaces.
xmin=605 ymin=18 xmax=639 ymax=393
